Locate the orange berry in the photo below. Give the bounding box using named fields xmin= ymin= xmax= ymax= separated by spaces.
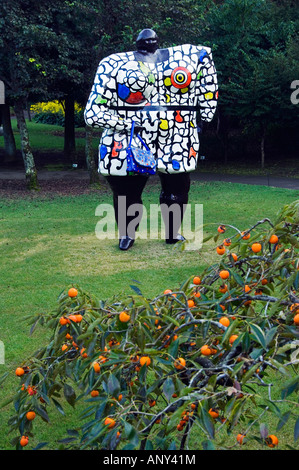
xmin=216 ymin=245 xmax=226 ymax=255
xmin=244 ymin=284 xmax=251 ymax=293
xmin=219 ymin=270 xmax=230 ymax=280
xmin=104 ymin=417 xmax=116 ymax=429
xmin=119 ymin=311 xmax=130 ymax=323
xmin=15 ymin=367 xmax=25 ymax=377
xmin=241 ymin=231 xmax=250 ymax=240
xmin=217 ymin=225 xmax=226 ymax=233
xmin=26 ymin=411 xmax=36 ymax=421
xmin=251 ymin=242 xmax=262 ymax=253
xmin=219 ymin=316 xmax=230 ymax=327
xmin=229 ymin=334 xmax=238 ymax=345
xmin=193 ymin=276 xmax=201 ymax=285
xmin=290 ymin=303 xmax=299 ymax=313
xmin=174 ymin=357 xmax=186 ymax=370
xmin=201 ymin=345 xmax=212 ymax=356
xmin=187 ymin=299 xmax=195 ymax=308
xmin=266 ymin=434 xmax=278 ymax=448
xmin=231 ymin=253 xmax=238 ymax=261
xmin=68 ymin=287 xmax=78 ymax=298
xmin=20 ymin=435 xmax=29 ymax=447
xmin=80 ymin=348 xmax=88 ymax=358
xmin=269 ymin=234 xmax=279 ymax=244
xmin=223 ymin=238 xmax=231 ymax=246
xmin=237 ymin=433 xmax=246 ymax=444
xmin=208 ymin=408 xmax=219 ymax=419
xmin=93 ymin=362 xmax=101 ymax=373
xmin=164 ymin=289 xmax=172 ymax=295
xmin=61 ymin=344 xmax=68 ymax=352
xmin=27 ymin=386 xmax=37 ymax=396
xmin=219 ymin=284 xmax=228 ymax=293
xmin=68 ymin=314 xmax=78 ymax=322
xmin=130 ymin=355 xmax=140 ymax=363
xmin=149 ymin=399 xmax=156 ymax=407
xmin=74 ymin=314 xmax=83 ymax=322
xmin=59 ymin=317 xmax=68 ymax=325
xmin=140 ymin=356 xmax=151 ymax=367
xmin=90 ymin=390 xmax=99 ymax=397
xmin=294 ymin=314 xmax=299 ymax=325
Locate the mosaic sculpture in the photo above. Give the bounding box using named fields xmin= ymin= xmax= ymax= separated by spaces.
xmin=85 ymin=29 xmax=218 ymax=249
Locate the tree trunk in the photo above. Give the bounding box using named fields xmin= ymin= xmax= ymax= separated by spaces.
xmin=27 ymin=102 xmax=32 ymax=122
xmin=14 ymin=101 xmax=39 ymax=190
xmin=64 ymin=94 xmax=76 ymax=161
xmin=1 ymin=104 xmax=17 ymax=162
xmin=85 ymin=126 xmax=100 ymax=185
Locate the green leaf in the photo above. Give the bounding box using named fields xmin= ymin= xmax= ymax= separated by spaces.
xmin=124 ymin=421 xmax=139 ymax=447
xmin=221 ymin=320 xmax=239 ymax=345
xmin=230 ymin=270 xmax=245 ymax=287
xmin=163 ymin=377 xmax=175 ymax=402
xmin=277 ymin=411 xmax=291 ymax=431
xmin=242 ymin=363 xmax=261 ymax=383
xmin=130 ymin=285 xmax=143 ymax=296
xmin=198 ymin=406 xmax=215 ymax=439
xmin=250 ymin=323 xmax=267 ymax=349
xmin=281 ymin=376 xmax=299 ymax=399
xmin=0 ymin=372 xmax=9 ymax=388
xmin=63 ymin=383 xmax=76 ymax=407
xmin=52 ymin=398 xmax=65 ymax=415
xmin=202 ymin=439 xmax=215 ymax=450
xmin=294 ymin=418 xmax=299 ymax=442
xmin=265 ymin=326 xmax=278 ymax=346
xmin=107 ymin=374 xmax=120 ymax=397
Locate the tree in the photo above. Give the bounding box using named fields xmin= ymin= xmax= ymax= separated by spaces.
xmin=0 ymin=0 xmax=59 ymax=188
xmin=202 ymin=0 xmax=299 ymax=166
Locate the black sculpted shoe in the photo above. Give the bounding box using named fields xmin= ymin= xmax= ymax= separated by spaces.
xmin=165 ymin=234 xmax=186 ymax=245
xmin=119 ymin=236 xmax=135 ymax=251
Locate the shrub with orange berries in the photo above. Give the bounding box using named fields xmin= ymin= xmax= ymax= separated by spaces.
xmin=8 ymin=201 xmax=299 ymax=450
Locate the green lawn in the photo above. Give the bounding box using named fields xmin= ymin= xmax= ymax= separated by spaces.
xmin=0 ymin=180 xmax=298 ymax=450
xmin=0 ymin=119 xmax=100 ymax=154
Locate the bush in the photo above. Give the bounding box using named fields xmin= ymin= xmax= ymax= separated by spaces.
xmin=4 ymin=200 xmax=299 ymax=450
xmin=31 ymin=101 xmax=85 ymax=128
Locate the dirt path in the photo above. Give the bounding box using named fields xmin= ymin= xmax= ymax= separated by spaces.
xmin=0 ymin=168 xmax=298 ymax=198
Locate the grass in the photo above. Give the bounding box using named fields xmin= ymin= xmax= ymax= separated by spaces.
xmin=0 ymin=179 xmax=298 ymax=450
xmin=0 ymin=119 xmax=100 ymax=155
xmin=199 ymin=159 xmax=299 ymax=178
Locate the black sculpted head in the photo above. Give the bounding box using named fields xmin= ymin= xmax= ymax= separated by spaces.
xmin=136 ymin=29 xmax=159 ymax=53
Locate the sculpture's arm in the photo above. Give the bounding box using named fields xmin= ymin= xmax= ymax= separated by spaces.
xmin=197 ymin=48 xmax=218 ymax=123
xmin=84 ymin=57 xmax=134 ymax=132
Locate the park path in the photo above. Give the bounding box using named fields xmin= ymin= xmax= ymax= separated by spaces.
xmin=0 ymin=168 xmax=298 ymax=190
